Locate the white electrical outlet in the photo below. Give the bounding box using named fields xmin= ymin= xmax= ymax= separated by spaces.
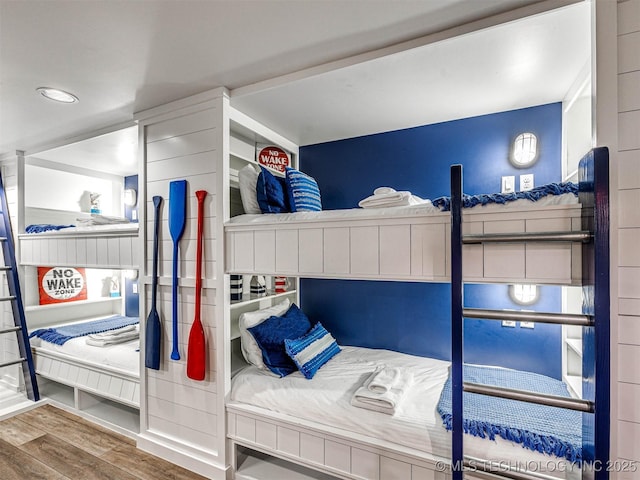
xmin=502 ymin=320 xmax=516 ymax=328
xmin=132 ymin=210 xmax=137 ymax=220
xmin=521 ymin=321 xmax=535 ymax=329
xmin=132 ymin=283 xmax=138 ymax=294
xmin=520 ymin=174 xmax=534 ymax=191
xmin=501 ymin=176 xmax=515 ymax=193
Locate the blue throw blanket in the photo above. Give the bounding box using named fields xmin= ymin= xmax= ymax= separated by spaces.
xmin=432 ymin=182 xmax=578 ymax=211
xmin=437 ymin=365 xmax=582 ymax=463
xmin=26 ymin=224 xmax=75 ymax=233
xmin=29 ymin=315 xmax=139 ymax=345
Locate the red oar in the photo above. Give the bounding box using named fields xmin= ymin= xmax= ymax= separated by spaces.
xmin=187 ymin=190 xmax=207 ymax=380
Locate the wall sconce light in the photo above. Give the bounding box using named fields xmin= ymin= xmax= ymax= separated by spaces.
xmin=509 ymin=284 xmax=539 ymax=306
xmin=511 ymin=132 xmax=538 ymax=168
xmin=123 ymin=188 xmax=137 ymax=207
xmin=124 ymin=269 xmax=138 ymax=280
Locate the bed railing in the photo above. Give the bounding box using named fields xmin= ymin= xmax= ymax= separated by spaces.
xmin=449 ymin=147 xmax=610 ymax=480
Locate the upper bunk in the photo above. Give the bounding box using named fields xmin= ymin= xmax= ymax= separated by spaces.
xmin=225 ymin=189 xmax=583 ymax=285
xmin=15 ymin=126 xmax=140 ymax=270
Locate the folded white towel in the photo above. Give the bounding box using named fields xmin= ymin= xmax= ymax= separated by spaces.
xmin=367 ymin=366 xmax=401 ymax=394
xmin=86 ymin=329 xmax=139 ymax=347
xmin=87 ymin=325 xmax=136 ymax=339
xmin=358 ymin=188 xmax=430 ymax=209
xmin=350 ymin=367 xmax=412 ymax=415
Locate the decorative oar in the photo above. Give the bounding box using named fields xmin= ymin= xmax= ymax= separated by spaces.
xmin=187 ymin=190 xmax=207 ymax=380
xmin=145 ymin=196 xmax=162 ymax=370
xmin=169 ymin=180 xmax=187 ymax=361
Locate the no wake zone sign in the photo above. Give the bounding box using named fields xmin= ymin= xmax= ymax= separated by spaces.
xmin=38 ymin=266 xmax=87 ymax=305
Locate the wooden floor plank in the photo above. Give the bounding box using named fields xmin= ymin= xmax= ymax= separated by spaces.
xmin=20 ymin=434 xmax=141 ymax=480
xmin=17 ymin=405 xmax=124 ymax=456
xmin=100 ymin=444 xmax=209 ymax=480
xmin=0 ymin=437 xmax=68 ymax=480
xmin=0 ymin=416 xmax=46 ymax=446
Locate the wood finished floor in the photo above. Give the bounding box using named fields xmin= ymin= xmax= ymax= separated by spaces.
xmin=0 ymin=404 xmax=208 ymax=480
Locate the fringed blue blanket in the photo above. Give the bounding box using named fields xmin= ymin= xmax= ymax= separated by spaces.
xmin=25 ymin=224 xmax=75 ymax=233
xmin=437 ymin=365 xmax=582 ymax=463
xmin=432 ymin=182 xmax=578 ymax=212
xmin=29 ymin=315 xmax=139 ymax=345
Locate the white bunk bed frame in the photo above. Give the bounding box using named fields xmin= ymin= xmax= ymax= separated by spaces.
xmin=224 ymin=154 xmax=606 ymax=479
xmin=13 ymin=162 xmax=141 ymax=433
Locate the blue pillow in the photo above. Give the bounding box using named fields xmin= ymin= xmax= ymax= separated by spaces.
xmin=247 ymin=304 xmax=312 ymax=377
xmin=285 ymin=167 xmax=322 ymax=212
xmin=256 ymin=166 xmax=289 ymax=213
xmin=285 ymin=322 xmax=340 ymax=379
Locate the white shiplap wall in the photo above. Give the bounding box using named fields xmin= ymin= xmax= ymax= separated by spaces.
xmin=616 ymin=0 xmax=640 ymax=475
xmin=136 ymin=90 xmax=227 ymax=478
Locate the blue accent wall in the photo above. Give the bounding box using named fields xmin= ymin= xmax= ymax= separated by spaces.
xmin=299 ymin=104 xmax=564 ymax=378
xmin=124 ymin=175 xmax=139 ymax=318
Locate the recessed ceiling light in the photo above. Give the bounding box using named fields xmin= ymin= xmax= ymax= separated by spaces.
xmin=36 ymin=87 xmax=79 ymax=104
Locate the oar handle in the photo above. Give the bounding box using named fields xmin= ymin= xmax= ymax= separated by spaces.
xmin=171 ymin=241 xmax=180 ymax=360
xmin=151 ymin=196 xmax=162 ymax=308
xmin=195 ymin=191 xmax=207 ymax=317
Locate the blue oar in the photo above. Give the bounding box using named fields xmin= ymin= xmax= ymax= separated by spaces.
xmin=169 ymin=180 xmax=187 ymax=361
xmin=145 ymin=196 xmax=162 ymax=370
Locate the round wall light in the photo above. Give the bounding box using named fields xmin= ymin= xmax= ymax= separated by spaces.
xmin=511 ymin=132 xmax=538 ymax=168
xmin=36 ymin=87 xmax=79 ymax=104
xmin=123 ymin=188 xmax=137 ymax=207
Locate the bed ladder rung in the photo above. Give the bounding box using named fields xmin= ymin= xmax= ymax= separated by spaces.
xmin=463 ymin=308 xmax=593 ymax=326
xmin=463 ymin=456 xmax=566 ymax=480
xmin=0 ymin=358 xmax=27 ymax=369
xmin=0 ymin=295 xmax=16 ymax=303
xmin=0 ymin=266 xmax=11 ymax=271
xmin=463 ymin=381 xmax=594 ymax=413
xmin=462 ymin=231 xmax=591 ymax=244
xmin=0 ymin=326 xmax=21 ymax=334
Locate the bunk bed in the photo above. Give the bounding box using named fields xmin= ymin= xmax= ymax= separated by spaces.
xmin=225 ymin=189 xmax=583 ymax=286
xmin=28 ymin=315 xmax=140 ymax=409
xmin=18 ymin=208 xmax=139 ymax=270
xmin=224 ymin=148 xmax=609 ymax=480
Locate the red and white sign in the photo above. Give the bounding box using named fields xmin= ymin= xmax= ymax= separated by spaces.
xmin=38 ymin=267 xmax=87 ymax=305
xmin=257 ymin=145 xmax=290 ymax=173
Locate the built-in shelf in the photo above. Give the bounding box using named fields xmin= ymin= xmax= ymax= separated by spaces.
xmin=236 ymin=447 xmax=339 ymax=480
xmin=25 ymin=296 xmax=121 ymax=312
xmin=565 ymin=338 xmax=582 ymax=357
xmin=230 ymin=290 xmax=296 ymax=309
xmin=564 ymin=374 xmax=582 ymax=398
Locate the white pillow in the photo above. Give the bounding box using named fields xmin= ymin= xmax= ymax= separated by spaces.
xmin=239 ymin=298 xmax=291 ymax=369
xmin=238 ymin=164 xmax=262 ymax=214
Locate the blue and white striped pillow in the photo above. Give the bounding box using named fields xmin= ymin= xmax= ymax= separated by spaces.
xmin=284 ymin=322 xmax=340 ymax=379
xmin=285 ymin=167 xmax=322 ymax=212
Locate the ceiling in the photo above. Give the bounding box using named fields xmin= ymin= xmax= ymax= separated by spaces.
xmin=0 ymin=0 xmax=590 ymax=175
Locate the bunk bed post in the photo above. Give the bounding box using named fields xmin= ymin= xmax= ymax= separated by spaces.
xmin=579 ymin=147 xmax=610 ymax=480
xmin=450 ymin=164 xmax=463 ymax=480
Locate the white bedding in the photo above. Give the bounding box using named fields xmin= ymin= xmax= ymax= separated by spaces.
xmin=30 ymin=325 xmax=140 ymax=375
xmin=226 ymin=193 xmax=578 ymax=225
xmin=230 ymin=346 xmax=580 ymax=478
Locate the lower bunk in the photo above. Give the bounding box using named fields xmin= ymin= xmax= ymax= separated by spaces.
xmin=227 ymin=346 xmax=581 ymax=480
xmin=28 ymin=315 xmax=140 ymax=436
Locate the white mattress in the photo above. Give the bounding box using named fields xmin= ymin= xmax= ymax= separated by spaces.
xmin=230 ymin=346 xmax=580 ymax=478
xmin=226 ymin=193 xmax=578 ymax=225
xmin=30 ymin=325 xmax=140 ymax=375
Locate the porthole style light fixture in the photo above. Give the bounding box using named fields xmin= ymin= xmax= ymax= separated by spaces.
xmin=36 ymin=87 xmax=79 ymax=104
xmin=123 ymin=188 xmax=137 ymax=207
xmin=511 ymin=132 xmax=538 ymax=168
xmin=509 ymin=284 xmax=539 ymax=306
